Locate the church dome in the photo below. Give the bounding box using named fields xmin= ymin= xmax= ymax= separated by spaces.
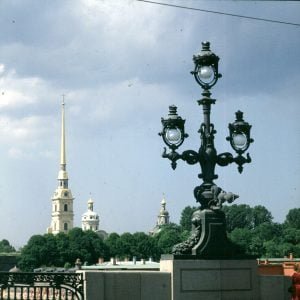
xmin=82 ymin=197 xmax=100 ymax=231
xmin=82 ymin=210 xmax=99 ymax=220
xmin=159 ymin=198 xmax=169 ymax=216
xmin=149 ymin=196 xmax=171 ymax=235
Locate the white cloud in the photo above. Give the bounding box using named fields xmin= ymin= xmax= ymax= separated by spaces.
xmin=0 ymin=67 xmax=39 ymax=109
xmin=66 ymin=77 xmax=182 ymax=126
xmin=0 ymin=64 xmax=5 ymax=74
xmin=0 ymin=115 xmax=52 ymax=142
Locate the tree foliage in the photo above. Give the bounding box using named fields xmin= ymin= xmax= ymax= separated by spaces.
xmin=180 ymin=206 xmax=197 ymax=232
xmin=154 ymin=223 xmax=183 ymax=254
xmin=18 ymin=228 xmax=109 ymax=271
xmin=0 ymin=239 xmax=16 ymax=253
xmin=223 ymin=205 xmax=300 ymax=258
xmin=17 ymin=206 xmax=300 ymax=270
xmin=284 ymin=208 xmax=300 ymax=229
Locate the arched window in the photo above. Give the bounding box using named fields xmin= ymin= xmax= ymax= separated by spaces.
xmin=64 ymin=223 xmax=68 ymax=231
xmin=64 ymin=204 xmax=68 ymax=211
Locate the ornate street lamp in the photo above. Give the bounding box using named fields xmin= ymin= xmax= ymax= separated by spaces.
xmin=159 ymin=41 xmax=254 ymax=257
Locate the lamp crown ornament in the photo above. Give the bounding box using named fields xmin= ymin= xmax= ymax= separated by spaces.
xmin=159 ymin=42 xmax=254 ymax=257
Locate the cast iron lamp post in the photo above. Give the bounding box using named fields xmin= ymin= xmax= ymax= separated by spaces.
xmin=159 ymin=42 xmax=254 ymax=257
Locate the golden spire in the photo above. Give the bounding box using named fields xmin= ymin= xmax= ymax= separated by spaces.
xmin=60 ymin=95 xmax=66 ymax=169
xmin=57 ymin=95 xmax=69 ymax=186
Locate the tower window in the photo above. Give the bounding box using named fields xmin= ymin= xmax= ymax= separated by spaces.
xmin=64 ymin=223 xmax=68 ymax=231
xmin=64 ymin=204 xmax=68 ymax=211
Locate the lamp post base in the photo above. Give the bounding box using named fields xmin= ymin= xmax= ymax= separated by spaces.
xmin=173 ymin=209 xmax=245 ymax=258
xmin=160 ymin=257 xmax=260 ymax=300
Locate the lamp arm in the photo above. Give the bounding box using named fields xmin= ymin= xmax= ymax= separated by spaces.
xmin=216 ymin=152 xmax=234 ymax=166
xmin=217 ymin=151 xmax=252 ymax=173
xmin=181 ymin=150 xmax=200 ymax=165
xmin=162 ymin=148 xmax=200 ymax=170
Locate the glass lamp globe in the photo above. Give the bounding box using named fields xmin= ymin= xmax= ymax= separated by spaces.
xmin=165 ymin=128 xmax=182 ymax=145
xmin=198 ymin=66 xmax=214 ymax=83
xmin=232 ymin=132 xmax=248 ymax=151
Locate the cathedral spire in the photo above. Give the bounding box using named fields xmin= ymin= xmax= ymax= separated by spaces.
xmin=60 ymin=95 xmax=66 ymax=169
xmin=58 ymin=96 xmax=68 ymax=189
xmin=47 ymin=97 xmax=74 ymax=234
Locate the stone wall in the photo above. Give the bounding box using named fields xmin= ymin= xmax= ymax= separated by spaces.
xmin=260 ymin=275 xmax=291 ymax=300
xmin=82 ymin=270 xmax=292 ymax=300
xmin=83 ymin=271 xmax=171 ymax=300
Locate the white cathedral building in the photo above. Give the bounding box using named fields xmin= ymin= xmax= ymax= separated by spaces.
xmin=82 ymin=197 xmax=100 ymax=231
xmin=47 ymin=100 xmax=102 ymax=234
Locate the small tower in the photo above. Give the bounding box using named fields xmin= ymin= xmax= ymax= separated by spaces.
xmin=47 ymin=99 xmax=74 ymax=234
xmin=82 ymin=197 xmax=100 ymax=232
xmin=149 ymin=195 xmax=170 ymax=235
xmin=157 ymin=196 xmax=170 ymax=226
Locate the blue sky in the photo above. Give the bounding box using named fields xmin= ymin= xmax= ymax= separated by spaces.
xmin=0 ymin=0 xmax=299 ymax=248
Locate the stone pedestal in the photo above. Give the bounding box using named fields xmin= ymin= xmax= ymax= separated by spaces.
xmin=160 ymin=256 xmax=260 ymax=300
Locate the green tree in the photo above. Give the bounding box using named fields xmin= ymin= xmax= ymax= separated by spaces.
xmin=18 ymin=235 xmax=49 ymax=271
xmin=43 ymin=234 xmax=59 ymax=266
xmin=0 ymin=239 xmax=16 ymax=253
xmin=116 ymin=232 xmax=135 ymax=259
xmin=67 ymin=228 xmax=109 ymax=265
xmin=264 ymin=240 xmax=281 ymax=258
xmin=252 ymin=205 xmax=273 ymax=227
xmin=223 ymin=204 xmax=253 ymax=232
xmin=105 ymin=233 xmax=120 ymax=258
xmin=179 ymin=206 xmax=197 ymax=232
xmin=154 ymin=223 xmax=182 ymax=254
xmin=56 ymin=232 xmax=70 ymax=266
xmin=18 ymin=228 xmax=109 ymax=271
xmin=282 ymin=227 xmax=300 ymax=245
xmin=285 ymin=208 xmax=300 ymax=229
xmin=132 ymin=232 xmax=160 ymax=260
xmin=228 ymin=228 xmax=253 ymax=254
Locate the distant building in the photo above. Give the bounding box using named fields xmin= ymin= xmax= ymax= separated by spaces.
xmin=82 ymin=197 xmax=100 ymax=232
xmin=258 ymin=253 xmax=300 ymax=276
xmin=47 ymin=100 xmax=74 ymax=234
xmin=149 ymin=196 xmax=170 ymax=235
xmin=82 ymin=197 xmax=108 ymax=239
xmin=82 ymin=257 xmax=160 ymax=271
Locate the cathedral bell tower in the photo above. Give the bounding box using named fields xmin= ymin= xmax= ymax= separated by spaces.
xmin=47 ymin=99 xmax=74 ymax=234
xmin=149 ymin=195 xmax=170 ymax=235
